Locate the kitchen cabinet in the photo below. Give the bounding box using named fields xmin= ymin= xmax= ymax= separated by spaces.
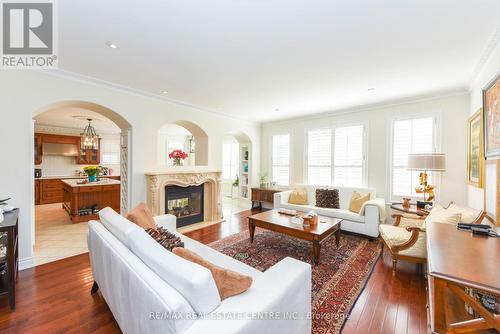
xmin=40 ymin=179 xmax=64 ymax=204
xmin=76 ymin=138 xmax=101 ymax=164
xmin=35 ymin=179 xmax=40 ymax=205
xmin=34 ymin=134 xmax=42 ymax=165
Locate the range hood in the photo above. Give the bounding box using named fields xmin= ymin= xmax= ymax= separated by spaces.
xmin=42 ymin=143 xmax=79 ymax=157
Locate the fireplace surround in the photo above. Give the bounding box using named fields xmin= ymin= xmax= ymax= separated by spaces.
xmin=145 ymin=169 xmax=223 ymax=226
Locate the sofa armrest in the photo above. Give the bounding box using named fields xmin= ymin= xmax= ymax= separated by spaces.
xmin=274 ymin=190 xmax=292 ymax=209
xmin=185 ymin=257 xmax=311 ymax=334
xmin=154 ymin=214 xmax=177 ymax=232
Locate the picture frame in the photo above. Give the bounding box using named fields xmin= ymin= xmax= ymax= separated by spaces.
xmin=467 ymin=108 xmax=484 ymax=187
xmin=483 ymin=73 xmax=500 ymax=159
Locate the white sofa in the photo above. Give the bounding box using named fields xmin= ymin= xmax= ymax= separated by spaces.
xmin=88 ymin=207 xmax=311 ymax=334
xmin=274 ymin=185 xmax=385 ymax=238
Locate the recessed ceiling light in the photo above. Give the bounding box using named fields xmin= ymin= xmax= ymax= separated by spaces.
xmin=161 ymin=90 xmax=168 ymax=94
xmin=274 ymin=108 xmax=280 ymax=111
xmin=106 ymin=42 xmax=118 ymax=49
xmin=367 ymin=88 xmax=375 ymax=92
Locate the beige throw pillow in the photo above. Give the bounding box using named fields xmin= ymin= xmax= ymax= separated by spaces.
xmin=423 ymin=204 xmax=461 ymax=228
xmin=288 ymin=188 xmax=308 ymax=205
xmin=349 ymin=191 xmax=371 ymax=213
xmin=126 ymin=202 xmax=157 ymax=231
xmin=172 ymin=247 xmax=253 ymax=300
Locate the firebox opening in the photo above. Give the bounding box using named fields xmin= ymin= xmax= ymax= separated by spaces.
xmin=165 ymin=184 xmax=204 ymax=227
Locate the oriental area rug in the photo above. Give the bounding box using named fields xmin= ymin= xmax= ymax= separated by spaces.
xmin=209 ymin=230 xmax=381 ymax=334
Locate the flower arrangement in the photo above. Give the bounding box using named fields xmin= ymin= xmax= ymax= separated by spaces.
xmin=169 ymin=150 xmax=188 ymax=166
xmin=83 ymin=166 xmax=100 ymax=182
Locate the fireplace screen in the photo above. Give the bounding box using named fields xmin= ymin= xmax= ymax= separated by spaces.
xmin=165 ymin=184 xmax=204 ymax=227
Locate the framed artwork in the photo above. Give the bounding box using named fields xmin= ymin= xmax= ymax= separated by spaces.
xmin=467 ymin=109 xmax=484 ymax=187
xmin=483 ymin=73 xmax=500 ymax=159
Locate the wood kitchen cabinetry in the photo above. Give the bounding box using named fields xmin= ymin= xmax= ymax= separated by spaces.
xmin=34 ymin=179 xmax=40 ymax=205
xmin=76 ymin=138 xmax=101 ymax=164
xmin=39 ymin=179 xmax=64 ymax=205
xmin=34 ymin=134 xmax=42 ymax=165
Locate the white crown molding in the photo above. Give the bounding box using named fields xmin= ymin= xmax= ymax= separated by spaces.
xmin=262 ymin=89 xmax=469 ymax=127
xmin=36 ymin=69 xmax=260 ymax=126
xmin=468 ymin=23 xmax=500 ymax=89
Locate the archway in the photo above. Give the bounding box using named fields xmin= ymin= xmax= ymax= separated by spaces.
xmin=32 ymin=100 xmax=132 ymax=266
xmin=157 ymin=120 xmax=209 ymax=166
xmin=221 ymin=131 xmax=252 ymax=216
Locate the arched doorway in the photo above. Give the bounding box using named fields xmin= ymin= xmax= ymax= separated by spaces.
xmin=32 ymin=100 xmax=132 ymax=266
xmin=221 ymin=131 xmax=252 ymax=216
xmin=157 ymin=120 xmax=209 ymax=166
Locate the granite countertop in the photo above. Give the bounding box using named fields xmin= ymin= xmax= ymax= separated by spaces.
xmin=36 ymin=175 xmax=120 ymax=180
xmin=61 ymin=178 xmax=121 ymax=187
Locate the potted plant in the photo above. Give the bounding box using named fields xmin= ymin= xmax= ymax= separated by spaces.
xmin=232 ymin=175 xmax=239 ymax=187
xmin=83 ymin=166 xmax=100 ymax=182
xmin=259 ymin=173 xmax=268 ymax=188
xmin=169 ymin=149 xmax=189 ymax=166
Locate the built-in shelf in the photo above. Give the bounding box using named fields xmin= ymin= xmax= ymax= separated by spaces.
xmin=239 ymin=145 xmax=250 ymax=199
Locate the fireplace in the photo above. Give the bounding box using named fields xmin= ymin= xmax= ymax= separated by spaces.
xmin=165 ymin=184 xmax=204 ymax=227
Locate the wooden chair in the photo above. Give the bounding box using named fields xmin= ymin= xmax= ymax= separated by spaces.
xmin=379 ymin=202 xmax=487 ymax=275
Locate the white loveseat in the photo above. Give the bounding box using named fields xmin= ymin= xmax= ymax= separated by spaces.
xmin=88 ymin=207 xmax=311 ymax=334
xmin=274 ymin=185 xmax=385 ymax=238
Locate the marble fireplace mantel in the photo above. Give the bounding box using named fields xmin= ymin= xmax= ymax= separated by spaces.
xmin=145 ymin=169 xmax=223 ymax=223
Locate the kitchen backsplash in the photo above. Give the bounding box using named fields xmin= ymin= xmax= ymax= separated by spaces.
xmin=35 ymin=155 xmax=120 ymax=177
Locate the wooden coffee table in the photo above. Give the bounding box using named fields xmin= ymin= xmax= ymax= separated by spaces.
xmin=247 ymin=210 xmax=342 ymax=265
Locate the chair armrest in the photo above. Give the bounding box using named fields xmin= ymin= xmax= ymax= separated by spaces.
xmin=154 ymin=214 xmax=177 ymax=232
xmin=185 ymin=257 xmax=312 ymax=334
xmin=274 ymin=190 xmax=292 ymax=209
xmin=392 ymin=213 xmax=425 ymax=227
xmin=392 ymin=227 xmax=425 ymax=252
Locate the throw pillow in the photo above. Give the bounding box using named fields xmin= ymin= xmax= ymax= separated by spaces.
xmin=126 ymin=202 xmax=157 ymax=231
xmin=146 ymin=226 xmax=184 ymax=251
xmin=288 ymin=188 xmax=308 ymax=205
xmin=349 ymin=191 xmax=371 ymax=213
xmin=172 ymin=247 xmax=253 ymax=300
xmin=315 ymin=189 xmax=340 ymax=209
xmin=423 ymin=205 xmax=462 ymax=228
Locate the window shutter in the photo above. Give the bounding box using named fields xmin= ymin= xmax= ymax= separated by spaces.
xmin=272 ymin=134 xmax=290 ymax=186
xmin=333 ymin=125 xmax=364 ymax=186
xmin=307 ymin=129 xmax=332 ymax=185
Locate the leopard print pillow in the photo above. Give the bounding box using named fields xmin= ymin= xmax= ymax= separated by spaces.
xmin=146 ymin=226 xmax=184 ymax=252
xmin=315 ymin=189 xmax=340 ymax=209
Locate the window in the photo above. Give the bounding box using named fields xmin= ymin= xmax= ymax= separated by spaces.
xmin=222 ymin=143 xmax=239 ymax=180
xmin=307 ymin=129 xmax=332 ymax=185
xmin=391 ymin=117 xmax=435 ymax=199
xmin=334 ymin=125 xmax=364 ymax=187
xmin=100 ymin=137 xmax=120 ymax=165
xmin=272 ymin=134 xmax=290 ymax=186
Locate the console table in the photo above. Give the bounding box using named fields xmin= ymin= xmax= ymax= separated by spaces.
xmin=427 ymin=222 xmax=500 ymax=333
xmin=0 ymin=208 xmax=19 ymax=311
xmin=251 ymin=188 xmax=281 ymax=209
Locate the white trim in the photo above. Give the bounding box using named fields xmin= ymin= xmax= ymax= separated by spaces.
xmin=19 ymin=257 xmax=35 ymax=271
xmin=38 ymin=69 xmax=260 ymax=126
xmin=468 ymin=23 xmax=500 ymax=89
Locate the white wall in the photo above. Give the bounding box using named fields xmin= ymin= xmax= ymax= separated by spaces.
xmin=0 ymin=70 xmax=261 ymax=269
xmin=261 ymin=93 xmax=470 ymax=206
xmin=467 ymin=42 xmax=500 ymax=213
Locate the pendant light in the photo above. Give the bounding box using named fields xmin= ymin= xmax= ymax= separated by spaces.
xmin=80 ymin=118 xmax=100 ymax=150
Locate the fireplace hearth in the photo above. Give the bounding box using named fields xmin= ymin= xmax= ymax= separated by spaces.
xmin=165 ymin=184 xmax=204 ymax=227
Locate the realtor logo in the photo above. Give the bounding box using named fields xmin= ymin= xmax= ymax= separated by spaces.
xmin=1 ymin=0 xmax=58 ymax=69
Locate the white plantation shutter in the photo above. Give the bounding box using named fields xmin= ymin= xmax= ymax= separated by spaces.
xmin=392 ymin=117 xmax=435 ymax=198
xmin=272 ymin=134 xmax=290 ymax=186
xmin=307 ymin=129 xmax=332 ymax=185
xmin=222 ymin=143 xmax=239 ymax=180
xmin=333 ymin=125 xmax=364 ymax=186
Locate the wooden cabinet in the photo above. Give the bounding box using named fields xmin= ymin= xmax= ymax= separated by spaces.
xmin=251 ymin=188 xmax=281 ymax=209
xmin=34 ymin=134 xmax=42 ymax=165
xmin=34 ymin=179 xmax=40 ymax=205
xmin=76 ymin=138 xmax=101 ymax=164
xmin=40 ymin=179 xmax=64 ymax=204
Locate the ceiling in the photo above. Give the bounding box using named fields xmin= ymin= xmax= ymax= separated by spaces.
xmin=34 ymin=108 xmax=121 ymax=133
xmin=58 ymin=0 xmax=500 ymax=122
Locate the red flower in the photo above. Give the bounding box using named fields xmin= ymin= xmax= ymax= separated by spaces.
xmin=168 ymin=149 xmax=189 ymax=160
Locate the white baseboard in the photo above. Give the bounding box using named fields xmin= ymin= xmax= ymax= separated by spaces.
xmin=19 ymin=257 xmax=35 ymax=270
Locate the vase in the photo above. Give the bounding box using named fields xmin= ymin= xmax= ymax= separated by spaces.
xmin=88 ymin=174 xmax=97 ymax=182
xmin=173 ymin=158 xmax=182 ymax=166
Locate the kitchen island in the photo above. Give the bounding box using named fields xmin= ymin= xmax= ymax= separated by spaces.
xmin=62 ymin=178 xmax=120 ymax=223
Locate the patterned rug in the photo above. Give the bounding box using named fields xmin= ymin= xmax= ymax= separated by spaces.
xmin=209 ymin=230 xmax=381 ymax=334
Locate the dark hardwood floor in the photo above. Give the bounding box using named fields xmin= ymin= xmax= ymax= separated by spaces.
xmin=0 ymin=209 xmax=426 ymax=333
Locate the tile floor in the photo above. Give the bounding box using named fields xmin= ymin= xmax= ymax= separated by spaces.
xmin=34 ymin=203 xmax=88 ymax=266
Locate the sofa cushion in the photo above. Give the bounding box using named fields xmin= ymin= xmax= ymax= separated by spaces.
xmin=173 ymin=247 xmax=253 ymax=300
xmin=126 ymin=203 xmax=157 ymax=231
xmin=348 ymin=191 xmax=371 ymax=213
xmin=313 ymin=207 xmax=365 ymax=223
xmin=424 ymin=205 xmax=462 ymax=228
xmin=446 ymin=203 xmax=481 ymax=224
xmin=288 ymin=188 xmax=308 ymax=205
xmin=128 ymin=228 xmax=221 ymax=314
xmin=315 ymin=189 xmax=339 ymax=209
xmin=99 ymin=207 xmax=142 ymax=248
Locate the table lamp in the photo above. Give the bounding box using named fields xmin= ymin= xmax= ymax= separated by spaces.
xmin=407 ymin=153 xmax=446 ymax=207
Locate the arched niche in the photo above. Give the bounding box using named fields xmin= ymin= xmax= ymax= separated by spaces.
xmin=158 ymin=120 xmax=209 ymax=166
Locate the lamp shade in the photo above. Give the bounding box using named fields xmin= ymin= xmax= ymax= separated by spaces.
xmin=407 ymin=153 xmax=446 ymax=172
